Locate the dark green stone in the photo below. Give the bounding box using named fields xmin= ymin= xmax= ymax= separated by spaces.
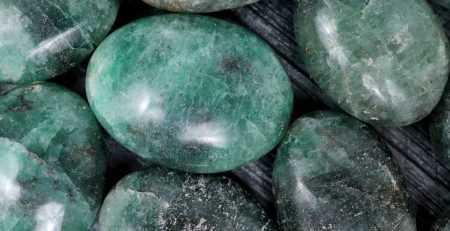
xmin=86 ymin=14 xmax=293 ymax=173
xmin=141 ymin=0 xmax=258 ymax=12
xmin=0 ymin=82 xmax=106 ymax=212
xmin=430 ymin=86 xmax=450 ymax=165
xmin=434 ymin=0 xmax=450 ymax=9
xmin=98 ymin=167 xmax=276 ymax=231
xmin=0 ymin=137 xmax=95 ymax=230
xmin=295 ymin=0 xmax=449 ymax=126
xmin=273 ymin=111 xmax=415 ymax=230
xmin=0 ymin=0 xmax=119 ymax=84
xmin=433 ymin=209 xmax=450 ymax=231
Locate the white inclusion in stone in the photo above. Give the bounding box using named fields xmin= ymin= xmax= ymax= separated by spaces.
xmin=315 ymin=8 xmax=349 ymax=68
xmin=179 ymin=122 xmax=228 ymax=148
xmin=0 ymin=5 xmax=34 ymax=81
xmin=34 ymin=202 xmax=65 ymax=231
xmin=121 ymin=84 xmax=166 ymax=124
xmin=385 ymin=79 xmax=406 ymax=105
xmin=362 ymin=73 xmax=387 ymax=103
xmin=0 ymin=153 xmax=22 ymax=218
xmin=27 ymin=26 xmax=81 ymax=61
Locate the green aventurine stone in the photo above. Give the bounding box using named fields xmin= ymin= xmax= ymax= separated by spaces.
xmin=295 ymin=0 xmax=449 ymax=126
xmin=98 ymin=167 xmax=276 ymax=231
xmin=0 ymin=82 xmax=106 ymax=211
xmin=0 ymin=0 xmax=119 ymax=84
xmin=430 ymin=86 xmax=450 ymax=165
xmin=0 ymin=137 xmax=94 ymax=230
xmin=86 ymin=14 xmax=293 ymax=173
xmin=273 ymin=111 xmax=415 ymax=230
xmin=141 ymin=0 xmax=258 ymax=12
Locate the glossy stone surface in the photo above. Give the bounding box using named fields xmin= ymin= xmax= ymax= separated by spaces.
xmin=0 ymin=82 xmax=106 ymax=211
xmin=0 ymin=137 xmax=95 ymax=230
xmin=98 ymin=167 xmax=275 ymax=231
xmin=273 ymin=111 xmax=415 ymax=230
xmin=86 ymin=14 xmax=293 ymax=173
xmin=295 ymin=0 xmax=449 ymax=126
xmin=141 ymin=0 xmax=259 ymax=12
xmin=430 ymin=86 xmax=450 ymax=165
xmin=0 ymin=0 xmax=119 ymax=84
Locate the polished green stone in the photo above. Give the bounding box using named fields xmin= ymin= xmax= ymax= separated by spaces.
xmin=295 ymin=0 xmax=449 ymax=126
xmin=98 ymin=167 xmax=275 ymax=231
xmin=0 ymin=137 xmax=95 ymax=230
xmin=141 ymin=0 xmax=258 ymax=12
xmin=273 ymin=111 xmax=415 ymax=230
xmin=0 ymin=82 xmax=106 ymax=211
xmin=0 ymin=0 xmax=119 ymax=84
xmin=430 ymin=86 xmax=450 ymax=165
xmin=86 ymin=14 xmax=293 ymax=173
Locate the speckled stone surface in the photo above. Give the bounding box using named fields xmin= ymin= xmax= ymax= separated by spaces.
xmin=430 ymin=86 xmax=450 ymax=165
xmin=0 ymin=0 xmax=119 ymax=84
xmin=433 ymin=208 xmax=450 ymax=231
xmin=141 ymin=0 xmax=259 ymax=12
xmin=0 ymin=82 xmax=106 ymax=211
xmin=295 ymin=0 xmax=449 ymax=126
xmin=98 ymin=167 xmax=275 ymax=231
xmin=273 ymin=111 xmax=415 ymax=230
xmin=86 ymin=14 xmax=293 ymax=173
xmin=0 ymin=137 xmax=95 ymax=230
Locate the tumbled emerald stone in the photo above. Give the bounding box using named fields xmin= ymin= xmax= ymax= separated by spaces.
xmin=0 ymin=0 xmax=119 ymax=84
xmin=98 ymin=167 xmax=275 ymax=231
xmin=430 ymin=86 xmax=450 ymax=165
xmin=141 ymin=0 xmax=258 ymax=12
xmin=86 ymin=14 xmax=293 ymax=173
xmin=0 ymin=137 xmax=95 ymax=230
xmin=273 ymin=111 xmax=415 ymax=230
xmin=0 ymin=82 xmax=106 ymax=211
xmin=295 ymin=0 xmax=449 ymax=126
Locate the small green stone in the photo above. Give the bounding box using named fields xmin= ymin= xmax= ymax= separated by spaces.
xmin=0 ymin=82 xmax=106 ymax=212
xmin=273 ymin=111 xmax=415 ymax=230
xmin=86 ymin=14 xmax=293 ymax=173
xmin=0 ymin=0 xmax=119 ymax=84
xmin=98 ymin=167 xmax=275 ymax=231
xmin=0 ymin=137 xmax=95 ymax=230
xmin=295 ymin=0 xmax=449 ymax=126
xmin=141 ymin=0 xmax=259 ymax=12
xmin=430 ymin=86 xmax=450 ymax=165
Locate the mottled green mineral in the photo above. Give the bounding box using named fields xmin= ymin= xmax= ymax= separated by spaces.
xmin=295 ymin=0 xmax=449 ymax=126
xmin=273 ymin=111 xmax=415 ymax=230
xmin=86 ymin=14 xmax=293 ymax=173
xmin=98 ymin=167 xmax=275 ymax=231
xmin=141 ymin=0 xmax=259 ymax=12
xmin=0 ymin=0 xmax=119 ymax=83
xmin=0 ymin=137 xmax=95 ymax=230
xmin=0 ymin=82 xmax=106 ymax=213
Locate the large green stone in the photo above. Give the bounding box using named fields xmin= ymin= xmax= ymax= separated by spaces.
xmin=295 ymin=0 xmax=449 ymax=126
xmin=141 ymin=0 xmax=258 ymax=12
xmin=430 ymin=86 xmax=450 ymax=165
xmin=0 ymin=82 xmax=106 ymax=211
xmin=273 ymin=111 xmax=415 ymax=230
xmin=0 ymin=0 xmax=119 ymax=84
xmin=98 ymin=167 xmax=275 ymax=230
xmin=86 ymin=14 xmax=293 ymax=173
xmin=0 ymin=137 xmax=95 ymax=230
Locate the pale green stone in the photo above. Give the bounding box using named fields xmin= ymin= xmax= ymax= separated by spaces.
xmin=141 ymin=0 xmax=259 ymax=12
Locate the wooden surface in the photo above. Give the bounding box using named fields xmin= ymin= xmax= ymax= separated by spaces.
xmin=2 ymin=0 xmax=449 ymax=230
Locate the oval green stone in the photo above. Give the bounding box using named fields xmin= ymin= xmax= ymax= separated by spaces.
xmin=141 ymin=0 xmax=259 ymax=12
xmin=98 ymin=167 xmax=275 ymax=231
xmin=0 ymin=0 xmax=119 ymax=84
xmin=86 ymin=14 xmax=293 ymax=173
xmin=0 ymin=82 xmax=106 ymax=211
xmin=273 ymin=111 xmax=415 ymax=230
xmin=430 ymin=86 xmax=450 ymax=165
xmin=0 ymin=137 xmax=95 ymax=230
xmin=295 ymin=0 xmax=449 ymax=126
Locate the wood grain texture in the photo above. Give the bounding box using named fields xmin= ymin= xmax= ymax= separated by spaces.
xmin=1 ymin=0 xmax=448 ymax=230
